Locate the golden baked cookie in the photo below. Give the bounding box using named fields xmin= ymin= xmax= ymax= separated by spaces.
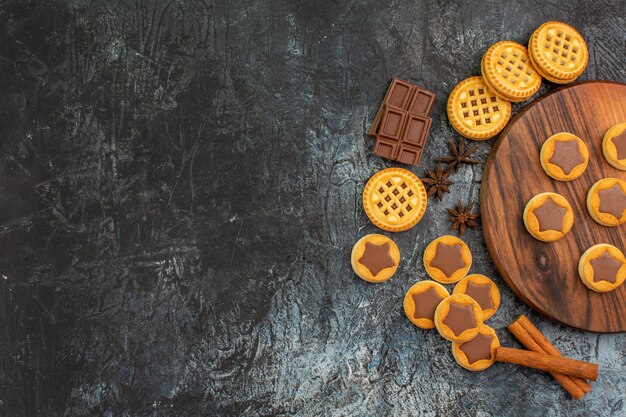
xmin=602 ymin=123 xmax=626 ymax=171
xmin=434 ymin=293 xmax=484 ymax=343
xmin=363 ymin=168 xmax=427 ymax=232
xmin=586 ymin=178 xmax=626 ymax=226
xmin=453 ymin=274 xmax=501 ymax=320
xmin=351 ymin=234 xmax=400 ymax=283
xmin=529 ymin=21 xmax=588 ymax=83
xmin=523 ymin=192 xmax=574 ymax=242
xmin=423 ymin=235 xmax=472 ymax=284
xmin=447 ymin=76 xmax=512 ymax=140
xmin=527 ymin=44 xmax=572 ymax=84
xmin=452 ymin=325 xmax=500 ymax=371
xmin=578 ymin=244 xmax=626 ymax=292
xmin=540 ymin=132 xmax=589 ymax=181
xmin=481 ymin=41 xmax=542 ymax=102
xmin=403 ymin=280 xmax=450 ymax=329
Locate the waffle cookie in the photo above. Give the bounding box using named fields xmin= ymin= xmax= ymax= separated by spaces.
xmin=586 ymin=178 xmax=626 ymax=226
xmin=447 ymin=76 xmax=512 ymax=140
xmin=540 ymin=132 xmax=589 ymax=181
xmin=434 ymin=294 xmax=484 ymax=343
xmin=481 ymin=41 xmax=542 ymax=102
xmin=523 ymin=192 xmax=574 ymax=242
xmin=351 ymin=234 xmax=400 ymax=283
xmin=423 ymin=235 xmax=472 ymax=284
xmin=452 ymin=325 xmax=500 ymax=371
xmin=403 ymin=280 xmax=450 ymax=329
xmin=578 ymin=244 xmax=626 ymax=293
xmin=362 ymin=168 xmax=427 ymax=232
xmin=529 ymin=22 xmax=588 ymax=84
xmin=602 ymin=123 xmax=626 ymax=170
xmin=453 ymin=274 xmax=500 ymax=320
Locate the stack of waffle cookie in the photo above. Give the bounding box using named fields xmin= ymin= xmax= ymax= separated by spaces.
xmin=448 ymin=21 xmax=588 ymax=141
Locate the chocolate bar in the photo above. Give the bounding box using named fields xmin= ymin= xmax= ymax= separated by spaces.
xmin=368 ymin=78 xmax=435 ymax=166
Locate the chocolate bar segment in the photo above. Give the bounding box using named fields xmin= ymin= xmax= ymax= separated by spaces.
xmin=387 ymin=79 xmax=414 ymax=109
xmin=409 ymin=89 xmax=436 ymax=116
xmin=396 ymin=144 xmax=423 ymax=166
xmin=403 ymin=115 xmax=431 ymax=147
xmin=379 ymin=108 xmax=407 ymax=141
xmin=373 ymin=138 xmax=399 ymax=160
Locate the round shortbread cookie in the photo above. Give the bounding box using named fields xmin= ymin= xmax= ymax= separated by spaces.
xmin=453 ymin=274 xmax=501 ymax=320
xmin=362 ymin=168 xmax=427 ymax=232
xmin=586 ymin=178 xmax=626 ymax=226
xmin=351 ymin=234 xmax=400 ymax=283
xmin=434 ymin=293 xmax=484 ymax=343
xmin=529 ymin=21 xmax=588 ymax=82
xmin=578 ymin=244 xmax=626 ymax=293
xmin=403 ymin=280 xmax=450 ymax=329
xmin=481 ymin=41 xmax=542 ymax=102
xmin=423 ymin=235 xmax=472 ymax=284
xmin=540 ymin=132 xmax=589 ymax=181
xmin=523 ymin=192 xmax=574 ymax=242
xmin=452 ymin=325 xmax=500 ymax=371
xmin=528 ymin=41 xmax=573 ymax=84
xmin=602 ymin=123 xmax=626 ymax=171
xmin=447 ymin=76 xmax=512 ymax=140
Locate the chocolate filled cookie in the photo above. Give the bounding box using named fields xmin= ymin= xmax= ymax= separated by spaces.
xmin=434 ymin=294 xmax=484 ymax=343
xmin=578 ymin=244 xmax=626 ymax=292
xmin=351 ymin=234 xmax=400 ymax=283
xmin=523 ymin=192 xmax=574 ymax=242
xmin=452 ymin=325 xmax=500 ymax=371
xmin=453 ymin=274 xmax=501 ymax=320
xmin=403 ymin=280 xmax=450 ymax=329
xmin=587 ymin=178 xmax=626 ymax=226
xmin=540 ymin=132 xmax=589 ymax=181
xmin=423 ymin=235 xmax=472 ymax=284
xmin=602 ymin=123 xmax=626 ymax=171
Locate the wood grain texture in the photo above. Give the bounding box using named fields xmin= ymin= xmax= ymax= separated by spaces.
xmin=482 ymin=81 xmax=626 ymax=333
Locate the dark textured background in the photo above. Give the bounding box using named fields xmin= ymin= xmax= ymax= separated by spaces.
xmin=0 ymin=1 xmax=624 ymax=416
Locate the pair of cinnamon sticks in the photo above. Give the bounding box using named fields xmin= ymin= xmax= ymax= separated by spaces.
xmin=500 ymin=315 xmax=596 ymax=399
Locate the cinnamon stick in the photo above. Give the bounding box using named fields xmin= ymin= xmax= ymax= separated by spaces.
xmin=510 ymin=315 xmax=592 ymax=399
xmin=508 ymin=317 xmax=591 ymax=399
xmin=495 ymin=347 xmax=599 ymax=381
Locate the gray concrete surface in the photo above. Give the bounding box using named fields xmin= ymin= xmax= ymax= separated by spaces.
xmin=0 ymin=0 xmax=624 ymax=415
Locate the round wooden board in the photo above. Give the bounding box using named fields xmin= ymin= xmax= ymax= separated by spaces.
xmin=481 ymin=81 xmax=626 ymax=333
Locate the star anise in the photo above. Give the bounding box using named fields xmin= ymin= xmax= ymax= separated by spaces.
xmin=421 ymin=163 xmax=453 ymax=201
xmin=447 ymin=200 xmax=479 ymax=236
xmin=438 ymin=138 xmax=480 ymax=172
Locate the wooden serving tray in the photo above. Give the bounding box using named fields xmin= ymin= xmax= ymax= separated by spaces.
xmin=481 ymin=81 xmax=626 ymax=333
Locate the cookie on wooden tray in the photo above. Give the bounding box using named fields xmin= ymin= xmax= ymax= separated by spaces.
xmin=529 ymin=21 xmax=588 ymax=84
xmin=586 ymin=178 xmax=626 ymax=226
xmin=351 ymin=234 xmax=400 ymax=283
xmin=434 ymin=294 xmax=484 ymax=343
xmin=602 ymin=123 xmax=626 ymax=171
xmin=362 ymin=168 xmax=427 ymax=232
xmin=447 ymin=76 xmax=512 ymax=140
xmin=403 ymin=280 xmax=449 ymax=329
xmin=453 ymin=274 xmax=500 ymax=320
xmin=578 ymin=244 xmax=626 ymax=293
xmin=540 ymin=132 xmax=589 ymax=181
xmin=451 ymin=324 xmax=500 ymax=371
xmin=523 ymin=192 xmax=574 ymax=242
xmin=481 ymin=41 xmax=542 ymax=102
xmin=423 ymin=235 xmax=472 ymax=284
